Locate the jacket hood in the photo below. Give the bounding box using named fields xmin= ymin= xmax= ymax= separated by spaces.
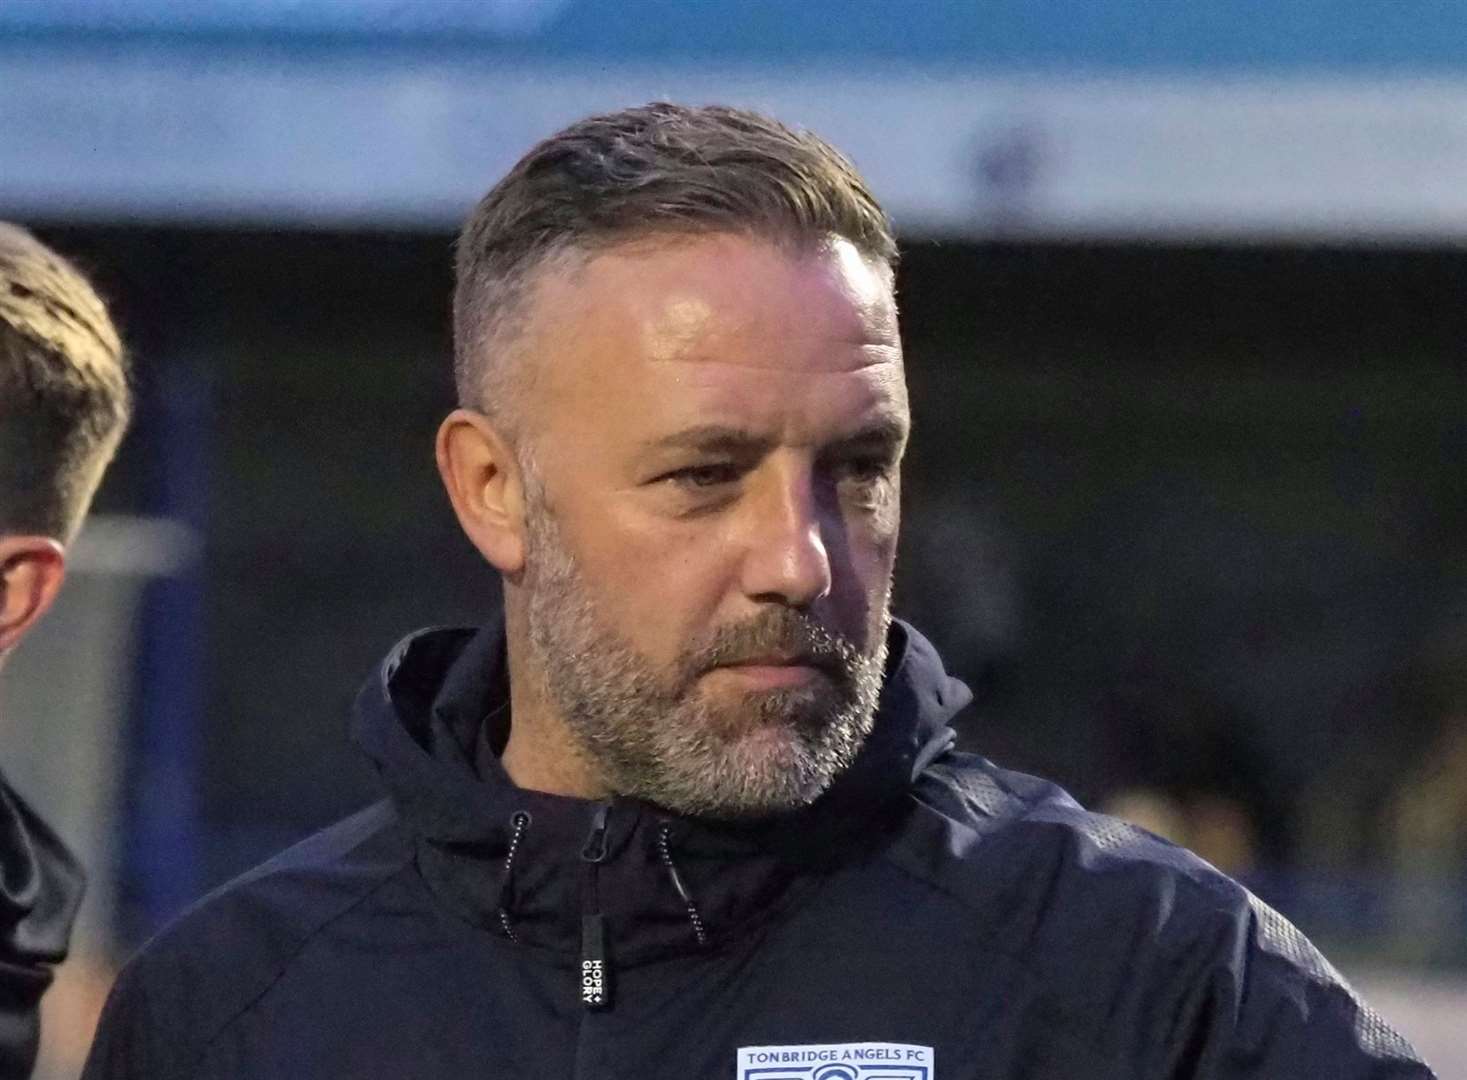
xmin=1 ymin=772 xmax=82 ymax=1073
xmin=352 ymin=616 xmax=971 ymax=966
xmin=0 ymin=775 xmax=82 ymax=964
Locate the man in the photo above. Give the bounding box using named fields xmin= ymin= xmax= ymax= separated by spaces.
xmin=1 ymin=223 xmax=130 ymax=1077
xmin=84 ymin=105 xmax=1432 ymax=1078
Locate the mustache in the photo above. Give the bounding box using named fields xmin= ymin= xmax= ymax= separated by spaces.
xmin=690 ymin=610 xmax=863 ymax=675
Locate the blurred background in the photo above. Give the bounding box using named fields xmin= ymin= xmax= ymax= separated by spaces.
xmin=2 ymin=2 xmax=1465 ymax=1075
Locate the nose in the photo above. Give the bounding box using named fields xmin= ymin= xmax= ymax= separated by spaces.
xmin=738 ymin=464 xmax=833 ymax=608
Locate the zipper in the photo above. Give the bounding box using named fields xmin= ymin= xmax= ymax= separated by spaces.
xmin=497 ymin=810 xmax=530 ymax=944
xmin=657 ymin=821 xmax=708 ymax=946
xmin=579 ymin=802 xmax=611 ymax=1011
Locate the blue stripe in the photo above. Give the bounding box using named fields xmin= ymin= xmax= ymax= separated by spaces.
xmin=3 ymin=1 xmax=1467 ymax=73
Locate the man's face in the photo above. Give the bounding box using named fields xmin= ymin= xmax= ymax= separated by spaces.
xmin=515 ymin=233 xmax=908 ymax=817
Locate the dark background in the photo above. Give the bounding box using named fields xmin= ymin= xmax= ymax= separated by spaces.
xmin=43 ymin=225 xmax=1467 ymax=964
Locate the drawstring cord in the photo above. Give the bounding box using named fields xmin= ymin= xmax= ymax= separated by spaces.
xmin=657 ymin=822 xmax=708 ymax=947
xmin=497 ymin=810 xmax=531 ymax=943
xmin=497 ymin=813 xmax=708 ymax=952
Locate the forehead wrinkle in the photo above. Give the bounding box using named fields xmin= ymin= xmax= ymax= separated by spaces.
xmin=636 ymin=290 xmax=897 ymax=367
xmin=595 ymin=238 xmax=898 ymax=374
xmin=648 ymin=342 xmax=902 ymax=375
xmin=648 ymin=356 xmax=899 ymax=375
xmin=640 ymin=316 xmax=897 ymax=363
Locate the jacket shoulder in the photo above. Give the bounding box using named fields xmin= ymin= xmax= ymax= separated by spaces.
xmin=82 ymin=799 xmax=411 ymax=1080
xmin=900 ymin=753 xmax=1431 ymax=1076
xmin=912 ymin=750 xmax=1234 ymax=886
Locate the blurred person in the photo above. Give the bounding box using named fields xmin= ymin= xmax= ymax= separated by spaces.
xmin=1095 ymin=671 xmax=1275 ymax=879
xmin=1384 ymin=619 xmax=1467 ymax=965
xmin=1302 ymin=614 xmax=1467 ymax=964
xmin=84 ymin=105 xmax=1432 ymax=1078
xmin=1388 ymin=720 xmax=1467 ymax=965
xmin=0 ymin=224 xmax=130 ymax=1077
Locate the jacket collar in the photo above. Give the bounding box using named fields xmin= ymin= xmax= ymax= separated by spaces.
xmin=352 ymin=614 xmax=970 ymax=965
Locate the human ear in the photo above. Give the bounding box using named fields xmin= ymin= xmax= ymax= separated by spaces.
xmin=0 ymin=537 xmax=66 ymax=653
xmin=435 ymin=409 xmax=527 ymax=576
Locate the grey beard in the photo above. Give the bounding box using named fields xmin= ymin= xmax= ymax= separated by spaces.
xmin=521 ymin=497 xmax=889 ymax=819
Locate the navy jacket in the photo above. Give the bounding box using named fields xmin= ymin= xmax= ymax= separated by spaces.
xmin=1 ymin=771 xmax=83 ymax=1079
xmin=83 ymin=620 xmax=1434 ymax=1079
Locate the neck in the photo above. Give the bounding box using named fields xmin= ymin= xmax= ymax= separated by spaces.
xmin=500 ymin=609 xmax=610 ymax=801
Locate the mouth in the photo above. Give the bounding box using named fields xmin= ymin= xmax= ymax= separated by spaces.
xmin=711 ymin=655 xmax=828 ymax=689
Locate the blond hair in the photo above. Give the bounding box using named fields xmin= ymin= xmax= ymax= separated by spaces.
xmin=0 ymin=223 xmax=130 ymax=540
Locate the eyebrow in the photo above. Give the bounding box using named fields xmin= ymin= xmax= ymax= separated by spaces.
xmin=645 ymin=414 xmax=909 ymax=457
xmin=827 ymin=414 xmax=910 ymax=455
xmin=646 ymin=425 xmax=776 ymax=456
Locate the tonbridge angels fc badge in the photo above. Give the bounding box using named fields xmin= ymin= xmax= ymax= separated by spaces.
xmin=737 ymin=1042 xmax=934 ymax=1079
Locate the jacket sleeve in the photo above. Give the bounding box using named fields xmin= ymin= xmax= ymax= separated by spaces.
xmin=1165 ymin=896 xmax=1436 ymax=1079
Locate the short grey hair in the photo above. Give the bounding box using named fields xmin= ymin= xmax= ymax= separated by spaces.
xmin=452 ymin=102 xmax=897 ymax=435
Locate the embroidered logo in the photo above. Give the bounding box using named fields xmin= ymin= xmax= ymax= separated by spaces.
xmin=737 ymin=1042 xmax=934 ymax=1079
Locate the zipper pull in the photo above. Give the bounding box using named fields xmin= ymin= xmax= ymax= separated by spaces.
xmin=580 ymin=913 xmax=609 ymax=1010
xmin=581 ymin=802 xmax=610 ymax=862
xmin=580 ymin=803 xmax=612 ymax=1011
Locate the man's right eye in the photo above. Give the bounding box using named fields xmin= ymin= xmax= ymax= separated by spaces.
xmin=666 ymin=464 xmax=742 ymax=488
